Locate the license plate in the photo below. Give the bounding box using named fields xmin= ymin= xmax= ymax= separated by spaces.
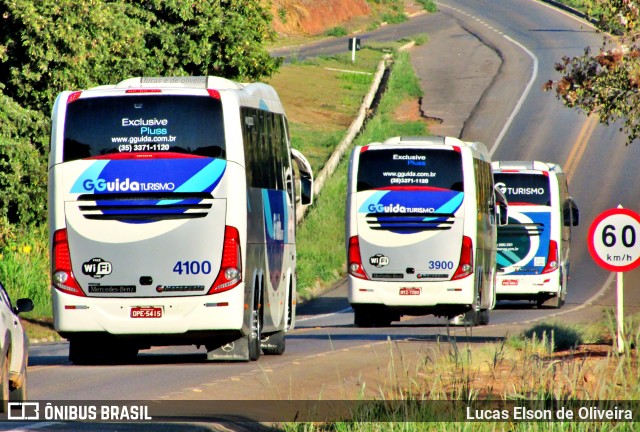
xmin=399 ymin=288 xmax=421 ymax=296
xmin=502 ymin=279 xmax=518 ymax=286
xmin=130 ymin=307 xmax=163 ymax=318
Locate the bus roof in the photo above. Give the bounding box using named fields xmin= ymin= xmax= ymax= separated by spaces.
xmin=87 ymin=76 xmax=281 ymax=102
xmin=365 ymin=136 xmax=490 ymax=161
xmin=492 ymin=160 xmax=564 ymax=174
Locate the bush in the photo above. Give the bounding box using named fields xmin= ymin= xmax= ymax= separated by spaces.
xmin=0 ymin=0 xmax=282 ymax=113
xmin=521 ymin=322 xmax=583 ymax=352
xmin=0 ymin=91 xmax=48 ymax=226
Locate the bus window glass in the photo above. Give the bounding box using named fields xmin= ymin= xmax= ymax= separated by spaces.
xmin=356 ymin=149 xmax=463 ymax=192
xmin=63 ymin=95 xmax=226 ymax=161
xmin=494 ymin=173 xmax=550 ymax=206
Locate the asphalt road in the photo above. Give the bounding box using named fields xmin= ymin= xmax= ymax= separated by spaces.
xmin=5 ymin=1 xmax=639 ymax=430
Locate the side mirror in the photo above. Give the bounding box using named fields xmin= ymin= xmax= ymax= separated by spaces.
xmin=494 ymin=186 xmax=509 ymax=226
xmin=15 ymin=298 xmax=34 ymax=314
xmin=291 ymin=148 xmax=314 ymax=206
xmin=563 ymin=197 xmax=579 ymax=227
xmin=299 ymin=177 xmax=313 ymax=206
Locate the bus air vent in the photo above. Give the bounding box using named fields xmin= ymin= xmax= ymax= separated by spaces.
xmin=77 ymin=192 xmax=214 ymax=222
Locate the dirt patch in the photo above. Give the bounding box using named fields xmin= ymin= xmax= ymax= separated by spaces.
xmin=394 ymin=97 xmax=442 ymax=129
xmin=272 ymin=0 xmax=371 ymax=35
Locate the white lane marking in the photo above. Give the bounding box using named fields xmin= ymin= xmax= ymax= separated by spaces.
xmin=490 ymin=34 xmax=538 ymax=157
xmin=5 ymin=422 xmax=60 ymax=431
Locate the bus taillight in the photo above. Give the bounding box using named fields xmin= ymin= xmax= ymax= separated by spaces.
xmin=348 ymin=236 xmax=369 ymax=280
xmin=542 ymin=240 xmax=559 ymax=274
xmin=452 ymin=236 xmax=474 ymax=280
xmin=52 ymin=229 xmax=85 ymax=297
xmin=209 ymin=226 xmax=242 ymax=294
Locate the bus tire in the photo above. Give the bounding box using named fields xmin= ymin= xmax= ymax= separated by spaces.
xmin=539 ymin=294 xmax=561 ymax=309
xmin=478 ymin=309 xmax=490 ymax=325
xmin=248 ymin=288 xmax=262 ymax=361
xmin=261 ymin=331 xmax=285 ymax=355
xmin=69 ymin=339 xmax=95 ymax=365
xmin=353 ymin=306 xmax=375 ymax=328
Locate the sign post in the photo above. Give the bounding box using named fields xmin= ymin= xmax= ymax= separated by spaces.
xmin=348 ymin=37 xmax=361 ymax=63
xmin=587 ymin=206 xmax=640 ymax=353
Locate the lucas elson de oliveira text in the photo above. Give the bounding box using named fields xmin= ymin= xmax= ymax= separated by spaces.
xmin=467 ymin=406 xmax=633 ymax=421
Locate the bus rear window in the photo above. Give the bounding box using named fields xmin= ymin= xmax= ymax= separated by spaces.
xmin=494 ymin=173 xmax=550 ymax=206
xmin=356 ymin=148 xmax=463 ymax=192
xmin=63 ymin=95 xmax=226 ymax=161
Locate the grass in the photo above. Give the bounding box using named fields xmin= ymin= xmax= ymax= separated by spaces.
xmin=281 ymin=312 xmax=640 ymax=429
xmin=416 ymin=0 xmax=438 ymax=13
xmin=0 ymin=222 xmax=51 ymax=319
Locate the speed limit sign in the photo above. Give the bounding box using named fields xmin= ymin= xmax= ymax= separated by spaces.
xmin=588 ymin=208 xmax=640 ymax=272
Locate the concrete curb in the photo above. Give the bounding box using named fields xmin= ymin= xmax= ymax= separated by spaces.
xmin=537 ymin=0 xmax=588 ymax=21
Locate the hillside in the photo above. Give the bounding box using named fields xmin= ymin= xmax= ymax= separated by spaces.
xmin=270 ymin=0 xmax=371 ymax=35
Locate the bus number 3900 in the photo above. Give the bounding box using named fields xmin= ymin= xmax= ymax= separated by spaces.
xmin=173 ymin=260 xmax=212 ymax=275
xmin=428 ymin=260 xmax=454 ymax=270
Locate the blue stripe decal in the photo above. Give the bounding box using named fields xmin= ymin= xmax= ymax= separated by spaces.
xmin=70 ymin=161 xmax=109 ymax=193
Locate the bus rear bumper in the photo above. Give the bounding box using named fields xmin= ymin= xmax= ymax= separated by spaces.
xmin=496 ymin=272 xmax=561 ymax=299
xmin=52 ymin=288 xmax=245 ymax=337
xmin=347 ymin=275 xmax=476 ymax=309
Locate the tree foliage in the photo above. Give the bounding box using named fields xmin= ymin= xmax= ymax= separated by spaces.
xmin=0 ymin=0 xmax=281 ymax=112
xmin=0 ymin=0 xmax=281 ymax=229
xmin=545 ymin=0 xmax=640 ymax=144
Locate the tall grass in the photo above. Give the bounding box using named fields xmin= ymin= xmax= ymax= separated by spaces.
xmin=283 ymin=314 xmax=640 ymax=430
xmin=295 ymin=51 xmax=429 ymax=297
xmin=0 ymin=222 xmax=50 ymax=319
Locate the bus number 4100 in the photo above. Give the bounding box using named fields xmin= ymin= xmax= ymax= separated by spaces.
xmin=173 ymin=260 xmax=212 ymax=275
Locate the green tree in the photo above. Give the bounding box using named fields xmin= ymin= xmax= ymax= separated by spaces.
xmin=0 ymin=91 xmax=49 ymax=226
xmin=545 ymin=0 xmax=640 ymax=144
xmin=0 ymin=0 xmax=281 ymax=112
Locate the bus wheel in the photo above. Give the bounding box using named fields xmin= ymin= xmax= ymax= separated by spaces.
xmin=261 ymin=331 xmax=285 ymax=355
xmin=69 ymin=339 xmax=97 ymax=365
xmin=539 ymin=294 xmax=561 ymax=309
xmin=248 ymin=289 xmax=262 ymax=361
xmin=353 ymin=306 xmax=375 ymax=328
xmin=478 ymin=309 xmax=490 ymax=325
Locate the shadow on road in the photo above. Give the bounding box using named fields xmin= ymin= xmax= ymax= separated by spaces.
xmin=297 ymin=296 xmax=350 ymax=316
xmin=288 ymin=332 xmax=505 ymax=344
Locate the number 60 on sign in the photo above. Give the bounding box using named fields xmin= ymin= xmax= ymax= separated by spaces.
xmin=588 ymin=208 xmax=640 ymax=272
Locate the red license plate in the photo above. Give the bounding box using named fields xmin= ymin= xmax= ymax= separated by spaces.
xmin=130 ymin=307 xmax=162 ymax=318
xmin=502 ymin=280 xmax=518 ymax=286
xmin=399 ymin=288 xmax=421 ymax=296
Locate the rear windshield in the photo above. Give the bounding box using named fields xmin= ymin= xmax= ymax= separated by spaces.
xmin=356 ymin=148 xmax=463 ymax=192
xmin=494 ymin=172 xmax=550 ymax=206
xmin=63 ymin=95 xmax=226 ymax=162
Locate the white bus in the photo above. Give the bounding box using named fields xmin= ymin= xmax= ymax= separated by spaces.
xmin=492 ymin=161 xmax=579 ymax=308
xmin=48 ymin=76 xmax=313 ymax=363
xmin=346 ymin=136 xmax=507 ymax=327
